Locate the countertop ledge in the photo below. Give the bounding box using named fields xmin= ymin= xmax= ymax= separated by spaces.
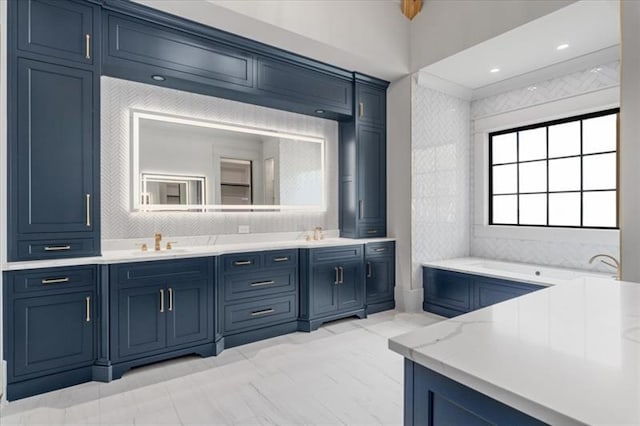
xmin=2 ymin=237 xmax=395 ymax=271
xmin=389 ymin=277 xmax=640 ymax=425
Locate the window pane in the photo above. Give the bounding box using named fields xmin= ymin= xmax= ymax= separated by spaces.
xmin=583 ymin=191 xmax=616 ymax=227
xmin=519 ymin=194 xmax=547 ymax=225
xmin=549 ymin=157 xmax=580 ymax=191
xmin=492 ymin=195 xmax=517 ymax=224
xmin=583 ymin=153 xmax=616 ymax=190
xmin=519 ymin=128 xmax=546 ymax=161
xmin=549 ymin=192 xmax=580 ymax=226
xmin=548 ymin=121 xmax=580 ymax=158
xmin=583 ymin=114 xmax=617 ymax=154
xmin=492 ymin=133 xmax=517 ymax=164
xmin=492 ymin=164 xmax=517 ymax=194
xmin=519 ymin=160 xmax=546 ymax=193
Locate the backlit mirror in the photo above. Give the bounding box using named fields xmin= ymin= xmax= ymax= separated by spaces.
xmin=131 ymin=111 xmax=326 ymax=212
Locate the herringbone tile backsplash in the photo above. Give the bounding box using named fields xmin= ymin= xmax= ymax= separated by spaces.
xmin=101 ymin=77 xmax=338 ymax=239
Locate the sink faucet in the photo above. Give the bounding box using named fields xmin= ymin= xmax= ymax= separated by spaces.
xmin=313 ymin=226 xmax=323 ymax=241
xmin=154 ymin=232 xmax=162 ymax=251
xmin=589 ymin=254 xmax=620 ymax=280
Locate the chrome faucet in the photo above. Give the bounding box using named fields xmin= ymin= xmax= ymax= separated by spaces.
xmin=154 ymin=232 xmax=162 ymax=251
xmin=589 ymin=254 xmax=620 ymax=280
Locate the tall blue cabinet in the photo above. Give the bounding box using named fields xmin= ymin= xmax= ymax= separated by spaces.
xmin=8 ymin=0 xmax=101 ymax=261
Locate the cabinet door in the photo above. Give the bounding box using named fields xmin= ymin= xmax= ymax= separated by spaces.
xmin=357 ymin=84 xmax=386 ymax=127
xmin=117 ymin=285 xmax=166 ymax=359
xmin=337 ymin=262 xmax=364 ymax=311
xmin=357 ymin=123 xmax=386 ymax=237
xmin=423 ymin=268 xmax=473 ymax=314
xmin=167 ymin=279 xmax=209 ymax=348
xmin=475 ymin=278 xmax=541 ymax=310
xmin=12 ymin=291 xmax=94 ymax=379
xmin=310 ymin=264 xmax=340 ymax=316
xmin=16 ymin=58 xmax=94 ymax=235
xmin=366 ymin=256 xmax=394 ymax=303
xmin=17 ymin=0 xmax=96 ymax=65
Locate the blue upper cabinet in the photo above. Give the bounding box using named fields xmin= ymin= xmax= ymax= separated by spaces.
xmin=17 ymin=0 xmax=98 ymax=66
xmin=340 ymin=75 xmax=388 ymax=238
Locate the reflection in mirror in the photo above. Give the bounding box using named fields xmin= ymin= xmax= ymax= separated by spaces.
xmin=131 ymin=111 xmax=325 ymax=212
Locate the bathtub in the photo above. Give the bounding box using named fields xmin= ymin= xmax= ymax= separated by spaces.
xmin=422 ymin=257 xmax=614 ymax=287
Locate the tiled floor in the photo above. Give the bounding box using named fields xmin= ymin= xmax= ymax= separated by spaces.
xmin=0 ymin=311 xmax=443 ymax=426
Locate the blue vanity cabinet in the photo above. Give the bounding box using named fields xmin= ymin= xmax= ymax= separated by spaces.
xmin=422 ymin=267 xmax=544 ymax=318
xmin=109 ymin=258 xmax=215 ymax=378
xmin=219 ymin=249 xmax=299 ymax=348
xmin=340 ymin=75 xmax=388 ymax=238
xmin=365 ymin=241 xmax=396 ymax=314
xmin=8 ymin=0 xmax=101 ymax=261
xmin=299 ymin=245 xmax=366 ymax=331
xmin=16 ymin=0 xmax=99 ymax=66
xmin=3 ymin=266 xmax=97 ymax=401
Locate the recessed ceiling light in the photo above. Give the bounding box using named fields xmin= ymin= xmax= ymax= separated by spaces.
xmin=591 ymin=67 xmax=603 ymax=73
xmin=556 ymin=43 xmax=570 ymax=51
xmin=527 ymin=86 xmax=537 ymax=91
xmin=151 ymin=75 xmax=166 ymax=81
xmin=490 ymin=68 xmax=500 ymax=73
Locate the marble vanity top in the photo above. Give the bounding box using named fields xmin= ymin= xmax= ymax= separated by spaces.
xmin=389 ymin=277 xmax=640 ymax=425
xmin=2 ymin=235 xmax=395 ymax=271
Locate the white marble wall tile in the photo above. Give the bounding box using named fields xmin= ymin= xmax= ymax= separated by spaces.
xmin=101 ymin=77 xmax=338 ymax=239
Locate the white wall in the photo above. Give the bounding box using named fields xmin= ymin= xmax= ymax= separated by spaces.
xmin=101 ymin=77 xmax=338 ymax=239
xmin=470 ymin=62 xmax=620 ymax=271
xmin=620 ymin=0 xmax=640 ymax=281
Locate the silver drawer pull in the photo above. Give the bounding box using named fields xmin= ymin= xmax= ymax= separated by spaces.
xmin=367 ymin=230 xmax=378 ymax=234
xmin=85 ymin=296 xmax=91 ymax=322
xmin=374 ymin=248 xmax=386 ymax=252
xmin=41 ymin=277 xmax=70 ymax=285
xmin=234 ymin=260 xmax=253 ymax=266
xmin=44 ymin=245 xmax=71 ymax=251
xmin=251 ymin=280 xmax=275 ymax=287
xmin=273 ymin=257 xmax=289 ymax=262
xmin=367 ymin=262 xmax=372 ymax=278
xmin=251 ymin=308 xmax=275 ymax=316
xmin=334 ymin=266 xmax=339 ymax=285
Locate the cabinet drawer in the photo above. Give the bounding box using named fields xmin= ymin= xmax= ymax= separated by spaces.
xmin=222 ymin=253 xmax=262 ymax=273
xmin=224 ymin=294 xmax=297 ymax=334
xmin=357 ymin=225 xmax=386 ymax=238
xmin=310 ymin=245 xmax=363 ymax=263
xmin=10 ymin=266 xmax=96 ymax=295
xmin=17 ymin=238 xmax=96 ymax=261
xmin=365 ymin=241 xmax=395 ymax=257
xmin=115 ymin=258 xmax=210 ymax=284
xmin=263 ymin=250 xmax=298 ymax=268
xmin=224 ymin=270 xmax=296 ymax=302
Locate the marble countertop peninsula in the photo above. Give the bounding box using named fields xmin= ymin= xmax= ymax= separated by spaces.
xmin=389 ymin=277 xmax=640 ymax=425
xmin=2 ymin=231 xmax=395 ymax=271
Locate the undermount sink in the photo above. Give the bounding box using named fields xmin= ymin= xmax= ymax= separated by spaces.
xmin=131 ymin=248 xmax=189 ymax=255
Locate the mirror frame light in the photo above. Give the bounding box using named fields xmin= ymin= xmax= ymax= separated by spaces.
xmin=131 ymin=110 xmax=327 ymax=212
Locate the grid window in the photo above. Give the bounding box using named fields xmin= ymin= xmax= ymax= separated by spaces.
xmin=489 ymin=108 xmax=619 ymax=229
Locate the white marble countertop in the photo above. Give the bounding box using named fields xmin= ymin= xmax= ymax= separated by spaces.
xmin=2 ymin=237 xmax=395 ymax=271
xmin=389 ymin=277 xmax=640 ymax=425
xmin=422 ymin=256 xmax=612 ymax=287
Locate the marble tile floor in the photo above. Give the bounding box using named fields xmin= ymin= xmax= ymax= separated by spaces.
xmin=0 ymin=311 xmax=443 ymax=426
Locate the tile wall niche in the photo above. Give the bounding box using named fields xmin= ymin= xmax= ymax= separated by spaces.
xmin=470 ymin=62 xmax=620 ymax=271
xmin=411 ymin=81 xmax=471 ymax=287
xmin=101 ymin=77 xmax=338 ymax=240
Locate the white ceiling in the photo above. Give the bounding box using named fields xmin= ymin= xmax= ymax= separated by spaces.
xmin=420 ymin=0 xmax=619 ymax=93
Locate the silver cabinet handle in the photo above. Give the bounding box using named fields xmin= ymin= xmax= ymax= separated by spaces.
xmin=367 ymin=262 xmax=372 ymax=278
xmin=85 ymin=296 xmax=91 ymax=322
xmin=339 ymin=266 xmax=344 ymax=284
xmin=234 ymin=260 xmax=252 ymax=266
xmin=251 ymin=280 xmax=275 ymax=287
xmin=44 ymin=245 xmax=71 ymax=251
xmin=334 ymin=267 xmax=339 ymax=285
xmin=273 ymin=257 xmax=289 ymax=262
xmin=367 ymin=230 xmax=378 ymax=234
xmin=168 ymin=288 xmax=173 ymax=311
xmin=42 ymin=277 xmax=69 ymax=285
xmin=359 ymin=102 xmax=364 ymax=118
xmin=160 ymin=289 xmax=165 ymax=313
xmin=374 ymin=248 xmax=386 ymax=252
xmin=359 ymin=200 xmax=364 ymax=219
xmin=86 ymin=193 xmax=91 ymax=227
xmin=85 ymin=34 xmax=91 ymax=59
xmin=251 ymin=308 xmax=275 ymax=316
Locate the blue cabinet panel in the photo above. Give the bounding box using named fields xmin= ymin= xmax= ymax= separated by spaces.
xmin=405 ymin=360 xmax=545 ymax=426
xmin=356 ymin=83 xmax=386 ymax=127
xmin=357 ymin=123 xmax=386 ymax=237
xmin=475 ymin=278 xmax=542 ymax=309
xmin=167 ymin=278 xmax=209 ymax=347
xmin=223 ymin=294 xmax=297 ymax=334
xmin=223 ymin=270 xmax=297 ymax=302
xmin=366 ymin=255 xmax=395 ymax=303
xmin=17 ymin=0 xmax=97 ymax=65
xmin=310 ymin=263 xmax=341 ymax=316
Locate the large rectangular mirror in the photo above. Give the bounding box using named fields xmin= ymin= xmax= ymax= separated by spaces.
xmin=131 ymin=110 xmax=326 ymax=211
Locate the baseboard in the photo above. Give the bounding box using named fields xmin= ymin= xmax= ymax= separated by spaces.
xmin=221 ymin=321 xmax=298 ymax=350
xmin=366 ymin=300 xmax=395 ymax=314
xmin=7 ymin=366 xmax=93 ymax=401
